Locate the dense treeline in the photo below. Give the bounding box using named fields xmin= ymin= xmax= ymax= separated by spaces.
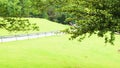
xmin=0 ymin=0 xmax=68 ymax=24
xmin=30 ymin=0 xmax=70 ymax=24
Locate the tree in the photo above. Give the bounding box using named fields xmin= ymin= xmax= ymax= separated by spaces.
xmin=0 ymin=0 xmax=39 ymax=33
xmin=59 ymin=0 xmax=120 ymax=44
xmin=30 ymin=0 xmax=69 ymax=24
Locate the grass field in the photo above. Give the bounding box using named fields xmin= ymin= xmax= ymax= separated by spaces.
xmin=0 ymin=34 xmax=120 ymax=68
xmin=0 ymin=18 xmax=68 ymax=36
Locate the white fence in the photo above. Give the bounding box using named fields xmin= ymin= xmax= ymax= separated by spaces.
xmin=0 ymin=31 xmax=64 ymax=42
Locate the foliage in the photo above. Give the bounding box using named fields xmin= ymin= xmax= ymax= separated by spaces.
xmin=60 ymin=0 xmax=120 ymax=44
xmin=30 ymin=0 xmax=69 ymax=24
xmin=0 ymin=0 xmax=31 ymax=17
xmin=0 ymin=0 xmax=39 ymax=32
xmin=0 ymin=17 xmax=39 ymax=32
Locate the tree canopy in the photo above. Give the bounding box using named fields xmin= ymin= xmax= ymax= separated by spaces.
xmin=0 ymin=0 xmax=39 ymax=33
xmin=58 ymin=0 xmax=120 ymax=44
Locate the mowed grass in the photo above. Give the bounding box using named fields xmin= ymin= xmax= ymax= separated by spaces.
xmin=0 ymin=34 xmax=120 ymax=68
xmin=0 ymin=18 xmax=68 ymax=36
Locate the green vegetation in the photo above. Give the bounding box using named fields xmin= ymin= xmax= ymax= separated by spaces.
xmin=0 ymin=0 xmax=120 ymax=68
xmin=0 ymin=18 xmax=68 ymax=36
xmin=0 ymin=35 xmax=120 ymax=68
xmin=59 ymin=0 xmax=120 ymax=44
xmin=0 ymin=0 xmax=120 ymax=44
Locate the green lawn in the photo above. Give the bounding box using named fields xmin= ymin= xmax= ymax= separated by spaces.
xmin=0 ymin=18 xmax=68 ymax=36
xmin=0 ymin=34 xmax=120 ymax=68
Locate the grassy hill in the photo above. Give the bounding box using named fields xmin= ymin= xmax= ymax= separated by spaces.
xmin=0 ymin=34 xmax=120 ymax=68
xmin=0 ymin=17 xmax=120 ymax=68
xmin=0 ymin=18 xmax=68 ymax=36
